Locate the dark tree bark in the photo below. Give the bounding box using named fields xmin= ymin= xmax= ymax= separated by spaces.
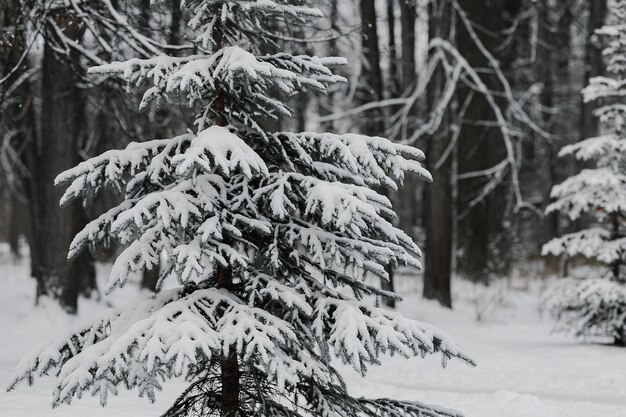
xmin=396 ymin=0 xmax=420 ymax=240
xmin=535 ymin=1 xmax=573 ymax=276
xmin=217 ymin=265 xmax=240 ymax=417
xmin=209 ymin=9 xmax=241 ymax=413
xmin=70 ymin=38 xmax=98 ymax=297
xmin=580 ymin=0 xmax=607 ymax=141
xmin=422 ymin=0 xmax=452 ymax=308
xmin=220 ymin=347 xmax=240 ymax=417
xmin=1 ymin=1 xmax=30 ymax=260
xmin=320 ymin=0 xmax=339 ymax=132
xmin=296 ymin=94 xmax=308 ymax=132
xmin=359 ymin=0 xmax=384 ymax=110
xmin=455 ymin=0 xmax=520 ymax=283
xmin=70 ymin=201 xmax=98 ymax=298
xmin=170 ymin=0 xmax=182 ymax=46
xmin=611 ymin=213 xmax=622 ymax=282
xmin=141 ymin=267 xmax=160 ymax=291
xmin=455 ymin=0 xmax=501 ymax=284
xmin=140 ymin=0 xmax=152 ymax=35
xmin=31 ymin=13 xmax=89 ymax=313
xmin=7 ymin=194 xmax=21 ymax=258
xmin=386 ymin=0 xmax=399 ymax=96
xmin=399 ymin=0 xmax=416 ymax=94
xmin=535 ymin=0 xmax=557 ymax=274
xmin=359 ymin=0 xmax=396 ymax=307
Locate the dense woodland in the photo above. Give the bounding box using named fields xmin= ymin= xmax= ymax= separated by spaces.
xmin=1 ymin=1 xmax=626 ymax=417
xmin=0 ymin=0 xmax=613 ymax=309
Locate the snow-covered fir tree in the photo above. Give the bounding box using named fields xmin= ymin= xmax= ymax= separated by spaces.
xmin=542 ymin=0 xmax=626 ymax=346
xmin=8 ymin=1 xmax=473 ymax=415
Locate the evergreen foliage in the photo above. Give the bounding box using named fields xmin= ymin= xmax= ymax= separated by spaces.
xmin=543 ymin=0 xmax=626 ymax=345
xmin=9 ymin=1 xmax=473 ymax=416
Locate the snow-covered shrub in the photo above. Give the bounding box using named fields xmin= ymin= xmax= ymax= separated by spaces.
xmin=470 ymin=280 xmax=511 ymax=322
xmin=8 ymin=1 xmax=473 ymax=416
xmin=542 ymin=1 xmax=626 ymax=345
xmin=543 ymin=277 xmax=626 ymax=343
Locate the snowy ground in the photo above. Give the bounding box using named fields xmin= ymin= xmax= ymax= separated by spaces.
xmin=1 ymin=256 xmax=625 ymax=417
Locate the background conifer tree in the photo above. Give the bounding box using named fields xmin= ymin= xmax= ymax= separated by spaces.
xmin=543 ymin=0 xmax=626 ymax=346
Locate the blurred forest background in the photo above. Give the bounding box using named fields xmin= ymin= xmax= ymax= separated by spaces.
xmin=0 ymin=0 xmax=609 ymax=312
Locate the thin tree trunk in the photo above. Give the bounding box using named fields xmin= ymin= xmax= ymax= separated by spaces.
xmin=320 ymin=0 xmax=339 ymax=132
xmin=359 ymin=0 xmax=396 ymax=307
xmin=423 ymin=0 xmax=452 ymax=308
xmin=423 ymin=150 xmax=453 ymax=307
xmin=217 ymin=265 xmax=240 ymax=417
xmin=138 ymin=0 xmax=165 ymax=291
xmin=7 ymin=193 xmax=21 ymax=258
xmin=296 ymin=95 xmax=308 ymax=132
xmin=536 ymin=1 xmax=572 ymax=276
xmin=386 ymin=0 xmax=399 ymax=96
xmin=399 ymin=0 xmax=416 ymax=94
xmin=396 ymin=0 xmax=419 ymax=239
xmin=359 ymin=0 xmax=384 ymax=109
xmin=211 ymin=8 xmax=241 ymax=412
xmin=23 ymin=99 xmax=40 ymax=282
xmin=536 ymin=0 xmax=557 ymax=274
xmin=611 ymin=213 xmax=621 ymax=281
xmin=580 ymin=0 xmax=607 ymax=141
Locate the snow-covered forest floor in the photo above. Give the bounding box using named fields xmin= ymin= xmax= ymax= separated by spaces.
xmin=1 ymin=254 xmax=625 ymax=417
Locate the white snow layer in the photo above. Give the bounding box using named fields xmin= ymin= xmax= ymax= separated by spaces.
xmin=1 ymin=260 xmax=625 ymax=417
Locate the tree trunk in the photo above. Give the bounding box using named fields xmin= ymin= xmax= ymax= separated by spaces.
xmin=217 ymin=266 xmax=240 ymax=417
xmin=137 ymin=0 xmax=166 ymax=292
xmin=320 ymin=0 xmax=339 ymax=132
xmin=221 ymin=347 xmax=240 ymax=417
xmin=535 ymin=1 xmax=573 ymax=276
xmin=7 ymin=193 xmax=21 ymax=258
xmin=359 ymin=0 xmax=395 ymax=307
xmin=33 ymin=14 xmax=88 ymax=313
xmin=580 ymin=0 xmax=607 ymax=141
xmin=70 ymin=201 xmax=98 ymax=298
xmin=141 ymin=267 xmax=160 ymax=291
xmin=386 ymin=0 xmax=423 ymax=272
xmin=296 ymin=94 xmax=308 ymax=132
xmin=399 ymin=0 xmax=416 ymax=94
xmin=140 ymin=0 xmax=152 ymax=36
xmin=211 ymin=9 xmax=241 ymax=412
xmin=386 ymin=0 xmax=399 ymax=96
xmin=170 ymin=0 xmax=182 ymax=46
xmin=359 ymin=0 xmax=384 ymax=110
xmin=611 ymin=213 xmax=622 ymax=281
xmin=422 ymin=0 xmax=452 ymax=308
xmin=455 ymin=0 xmax=516 ymax=284
xmin=1 ymin=1 xmax=30 ymax=261
xmin=396 ymin=0 xmax=419 ymax=239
